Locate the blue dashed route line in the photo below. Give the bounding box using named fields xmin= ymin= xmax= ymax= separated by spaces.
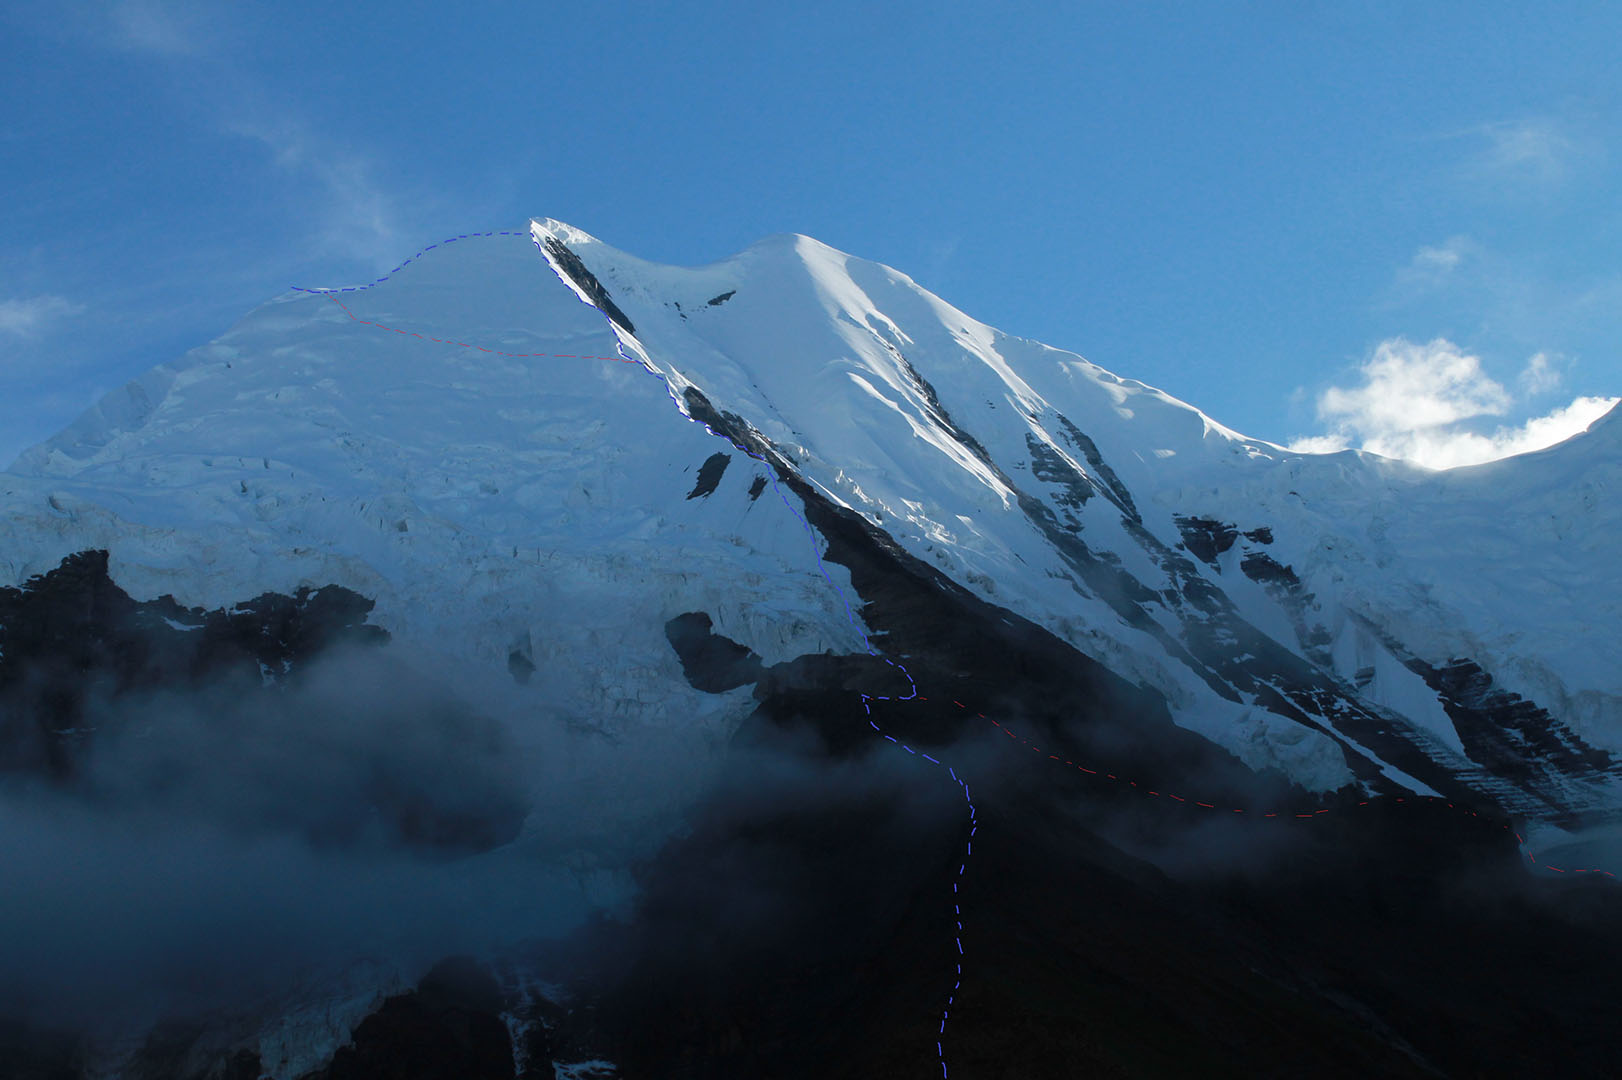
xmin=291 ymin=231 xmax=529 ymax=294
xmin=298 ymin=227 xmax=977 ymax=1079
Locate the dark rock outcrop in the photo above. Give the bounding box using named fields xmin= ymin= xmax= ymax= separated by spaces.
xmin=1240 ymin=549 xmax=1299 ymax=587
xmin=665 ymin=612 xmax=764 ymax=693
xmin=1239 ymin=548 xmax=1334 ymax=661
xmin=685 ymin=453 xmax=731 ymax=500
xmin=508 ymin=648 xmax=537 ymax=685
xmin=541 ymin=237 xmax=636 ymax=336
xmin=302 ymin=959 xmax=516 ymax=1080
xmin=1025 ymin=432 xmax=1096 ymax=510
xmin=1052 ymin=411 xmax=1139 ymax=521
xmin=1174 ymin=515 xmax=1239 ymax=565
xmin=1406 ymin=650 xmax=1616 ymax=824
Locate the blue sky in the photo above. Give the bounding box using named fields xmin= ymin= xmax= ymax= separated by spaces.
xmin=3 ymin=0 xmax=1618 ymax=469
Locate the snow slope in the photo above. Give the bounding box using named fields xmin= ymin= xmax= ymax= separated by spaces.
xmin=4 ymin=217 xmax=1619 ymax=825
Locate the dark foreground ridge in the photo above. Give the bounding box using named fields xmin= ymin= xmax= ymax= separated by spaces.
xmin=505 ymin=385 xmax=1622 ymax=1079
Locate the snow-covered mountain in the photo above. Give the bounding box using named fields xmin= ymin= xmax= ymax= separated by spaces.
xmin=9 ymin=219 xmax=1619 ymax=817
xmin=2 ymin=219 xmax=1619 ymax=1078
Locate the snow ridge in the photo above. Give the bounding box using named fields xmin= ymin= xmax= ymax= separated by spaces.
xmin=291 ymin=230 xmax=532 ymax=295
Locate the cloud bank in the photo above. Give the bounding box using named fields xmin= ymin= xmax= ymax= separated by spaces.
xmin=0 ymin=640 xmax=709 ymax=1032
xmin=1290 ymin=337 xmax=1618 ymax=469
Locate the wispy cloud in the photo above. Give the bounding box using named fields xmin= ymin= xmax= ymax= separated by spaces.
xmin=1437 ymin=114 xmax=1599 ymax=195
xmin=83 ymin=1 xmax=411 ymax=273
xmin=0 ymin=294 xmax=85 ymax=338
xmin=921 ymin=234 xmax=961 ymax=289
xmin=106 ymin=0 xmax=207 ymax=56
xmin=1392 ymin=235 xmax=1473 ymax=298
xmin=1475 ymin=118 xmax=1580 ymax=185
xmin=223 ymin=113 xmax=404 ymax=269
xmin=1380 ymin=232 xmax=1622 ymax=367
xmin=1289 ymin=337 xmax=1618 ymax=469
xmin=1517 ymin=351 xmax=1563 ymax=396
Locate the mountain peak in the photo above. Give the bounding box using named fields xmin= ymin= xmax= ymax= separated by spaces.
xmin=528 ymin=216 xmax=602 ymax=249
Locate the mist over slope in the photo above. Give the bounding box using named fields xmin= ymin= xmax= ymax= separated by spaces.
xmin=0 ymin=220 xmax=1617 ymax=1077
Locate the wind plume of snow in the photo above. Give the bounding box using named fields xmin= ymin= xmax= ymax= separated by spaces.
xmin=1289 ymin=336 xmax=1618 ymax=469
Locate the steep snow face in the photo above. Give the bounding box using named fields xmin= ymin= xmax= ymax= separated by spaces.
xmin=531 ymin=218 xmax=1621 ymax=818
xmin=0 ymin=230 xmax=871 ymax=853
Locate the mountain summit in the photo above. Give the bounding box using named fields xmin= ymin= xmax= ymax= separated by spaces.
xmin=2 ymin=220 xmax=1619 ymax=1078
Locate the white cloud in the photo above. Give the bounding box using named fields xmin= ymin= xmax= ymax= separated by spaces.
xmin=1289 ymin=337 xmax=1618 ymax=469
xmin=1505 ymin=395 xmax=1619 ymax=450
xmin=1318 ymin=337 xmax=1511 ymax=432
xmin=0 ymin=295 xmax=84 ymax=337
